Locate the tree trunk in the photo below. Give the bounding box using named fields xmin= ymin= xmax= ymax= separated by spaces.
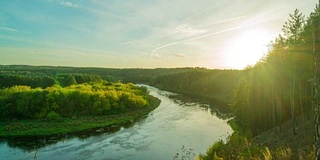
xmin=313 ymin=4 xmax=320 ymax=158
xmin=273 ymin=85 xmax=277 ymax=133
xmin=292 ymin=69 xmax=297 ymax=135
xmin=279 ymin=89 xmax=282 ymax=132
xmin=300 ymin=81 xmax=306 ymax=133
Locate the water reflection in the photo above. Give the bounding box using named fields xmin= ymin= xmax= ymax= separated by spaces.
xmin=0 ymin=118 xmax=141 ymax=152
xmin=168 ymin=94 xmax=233 ymax=120
xmin=0 ymin=86 xmax=233 ymax=160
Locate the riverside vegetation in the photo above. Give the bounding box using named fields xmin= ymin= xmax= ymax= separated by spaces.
xmin=0 ymin=4 xmax=319 ymax=160
xmin=197 ymin=5 xmax=320 ymax=160
xmin=0 ymin=82 xmax=160 ymax=137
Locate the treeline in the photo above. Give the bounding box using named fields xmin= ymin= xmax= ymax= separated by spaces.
xmin=151 ymin=69 xmax=242 ymax=105
xmin=0 ymin=75 xmax=55 ymax=89
xmin=0 ymin=73 xmax=103 ymax=89
xmin=199 ymin=5 xmax=320 ymax=160
xmin=0 ymin=65 xmax=243 ymax=113
xmin=56 ymin=74 xmax=102 ymax=87
xmin=0 ymin=82 xmax=151 ymax=120
xmin=231 ymin=7 xmax=319 ymax=135
xmin=0 ymin=65 xmax=197 ymax=85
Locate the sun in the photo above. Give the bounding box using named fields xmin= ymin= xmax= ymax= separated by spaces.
xmin=224 ymin=30 xmax=271 ymax=69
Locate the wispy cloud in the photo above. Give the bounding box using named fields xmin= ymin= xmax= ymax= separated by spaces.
xmin=59 ymin=1 xmax=79 ymax=8
xmin=151 ymin=41 xmax=180 ymax=56
xmin=1 ymin=0 xmax=317 ymax=68
xmin=172 ymin=53 xmax=185 ymax=58
xmin=204 ymin=16 xmax=249 ymax=28
xmin=151 ymin=25 xmax=244 ymax=56
xmin=47 ymin=0 xmax=80 ymax=8
xmin=184 ymin=26 xmax=243 ymax=42
xmin=46 ymin=0 xmax=122 ymax=19
xmin=176 ymin=24 xmax=207 ymax=35
xmin=0 ymin=27 xmax=19 ymax=32
xmin=0 ymin=27 xmax=31 ymax=34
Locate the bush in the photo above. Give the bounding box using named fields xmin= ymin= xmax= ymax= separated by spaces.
xmin=46 ymin=111 xmax=63 ymax=122
xmin=4 ymin=122 xmax=26 ymax=131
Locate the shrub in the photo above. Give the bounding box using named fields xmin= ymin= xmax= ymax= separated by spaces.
xmin=46 ymin=111 xmax=63 ymax=122
xmin=4 ymin=122 xmax=26 ymax=131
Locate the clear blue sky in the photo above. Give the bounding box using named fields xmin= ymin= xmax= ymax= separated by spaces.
xmin=0 ymin=0 xmax=318 ymax=69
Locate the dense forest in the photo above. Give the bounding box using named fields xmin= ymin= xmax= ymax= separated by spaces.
xmin=151 ymin=69 xmax=242 ymax=106
xmin=0 ymin=82 xmax=150 ymax=120
xmin=1 ymin=4 xmax=319 ymax=159
xmin=232 ymin=8 xmax=315 ymax=134
xmin=0 ymin=80 xmax=162 ymax=138
xmin=0 ymin=65 xmax=197 ymax=85
xmin=0 ymin=65 xmax=241 ymax=108
xmin=198 ymin=5 xmax=320 ymax=160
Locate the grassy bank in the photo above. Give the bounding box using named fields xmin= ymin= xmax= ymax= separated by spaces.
xmin=198 ymin=116 xmax=315 ymax=160
xmin=0 ymin=96 xmax=160 ymax=138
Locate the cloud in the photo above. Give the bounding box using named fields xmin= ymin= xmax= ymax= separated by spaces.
xmin=176 ymin=24 xmax=207 ymax=35
xmin=151 ymin=25 xmax=244 ymax=56
xmin=0 ymin=27 xmax=19 ymax=32
xmin=47 ymin=0 xmax=80 ymax=8
xmin=2 ymin=0 xmax=315 ymax=68
xmin=204 ymin=16 xmax=248 ymax=28
xmin=172 ymin=53 xmax=185 ymax=58
xmin=0 ymin=27 xmax=31 ymax=34
xmin=59 ymin=1 xmax=79 ymax=8
xmin=151 ymin=41 xmax=180 ymax=57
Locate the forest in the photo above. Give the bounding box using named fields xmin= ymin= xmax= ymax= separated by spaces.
xmin=198 ymin=5 xmax=320 ymax=160
xmin=1 ymin=4 xmax=320 ymax=160
xmin=150 ymin=69 xmax=242 ymax=109
xmin=0 ymin=82 xmax=150 ymax=120
xmin=0 ymin=78 xmax=162 ymax=137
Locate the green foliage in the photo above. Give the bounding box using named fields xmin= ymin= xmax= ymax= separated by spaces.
xmin=151 ymin=69 xmax=242 ymax=106
xmin=0 ymin=82 xmax=151 ymax=120
xmin=4 ymin=123 xmax=26 ymax=132
xmin=202 ymin=140 xmax=225 ymax=160
xmin=200 ymin=6 xmax=319 ymax=160
xmin=230 ymin=7 xmax=318 ymax=135
xmin=0 ymin=75 xmax=55 ymax=89
xmin=282 ymin=9 xmax=305 ymax=42
xmin=0 ymin=70 xmax=104 ymax=89
xmin=0 ymin=95 xmax=160 ymax=137
xmin=46 ymin=111 xmax=63 ymax=122
xmin=198 ymin=133 xmax=313 ymax=160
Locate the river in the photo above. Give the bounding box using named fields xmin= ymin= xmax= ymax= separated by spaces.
xmin=0 ymin=85 xmax=233 ymax=160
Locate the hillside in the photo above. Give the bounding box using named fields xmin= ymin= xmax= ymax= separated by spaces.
xmin=251 ymin=116 xmax=314 ymax=159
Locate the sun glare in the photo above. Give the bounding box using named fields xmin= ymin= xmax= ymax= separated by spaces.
xmin=225 ymin=30 xmax=271 ymax=69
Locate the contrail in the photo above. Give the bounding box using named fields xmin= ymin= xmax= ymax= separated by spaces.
xmin=184 ymin=26 xmax=243 ymax=42
xmin=151 ymin=25 xmax=244 ymax=56
xmin=151 ymin=41 xmax=180 ymax=56
xmin=151 ymin=15 xmax=250 ymax=56
xmin=204 ymin=15 xmax=248 ymax=28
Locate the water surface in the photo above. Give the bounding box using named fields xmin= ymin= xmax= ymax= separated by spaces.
xmin=0 ymin=86 xmax=232 ymax=160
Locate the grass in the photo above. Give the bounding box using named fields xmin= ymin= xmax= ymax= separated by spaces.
xmin=198 ymin=117 xmax=315 ymax=160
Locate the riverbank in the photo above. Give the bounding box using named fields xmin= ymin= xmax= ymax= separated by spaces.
xmin=199 ymin=116 xmax=315 ymax=159
xmin=152 ymin=85 xmax=232 ymax=113
xmin=0 ymin=96 xmax=161 ymax=138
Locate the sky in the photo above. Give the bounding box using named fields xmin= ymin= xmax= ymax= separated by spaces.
xmin=0 ymin=0 xmax=318 ymax=69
